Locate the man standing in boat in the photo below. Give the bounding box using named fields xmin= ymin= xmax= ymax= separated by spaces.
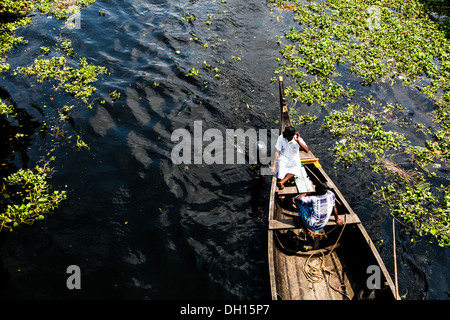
xmin=270 ymin=125 xmax=309 ymax=190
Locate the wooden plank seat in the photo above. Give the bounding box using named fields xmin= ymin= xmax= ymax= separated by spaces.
xmin=268 ymin=214 xmax=360 ymax=230
xmin=276 ymin=186 xmax=298 ymax=195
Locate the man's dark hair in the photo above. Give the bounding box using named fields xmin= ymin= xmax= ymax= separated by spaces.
xmin=315 ymin=181 xmax=329 ymax=196
xmin=283 ymin=126 xmax=295 ymax=138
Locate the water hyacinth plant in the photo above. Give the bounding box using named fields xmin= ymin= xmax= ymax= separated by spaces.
xmin=323 ymin=102 xmax=408 ymax=165
xmin=21 ymin=56 xmax=107 ymax=103
xmin=0 ymin=1 xmax=103 ymax=233
xmin=0 ymin=160 xmax=67 ymax=231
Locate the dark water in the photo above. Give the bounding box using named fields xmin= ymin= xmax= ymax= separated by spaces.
xmin=0 ymin=0 xmax=448 ymax=300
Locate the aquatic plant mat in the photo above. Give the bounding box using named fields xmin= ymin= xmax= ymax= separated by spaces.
xmin=0 ymin=0 xmax=100 ymax=231
xmin=270 ymin=0 xmax=450 ymax=247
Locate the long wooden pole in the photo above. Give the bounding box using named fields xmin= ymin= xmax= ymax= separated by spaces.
xmin=392 ymin=218 xmax=400 ymax=300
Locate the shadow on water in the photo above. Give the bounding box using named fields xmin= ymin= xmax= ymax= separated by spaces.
xmin=0 ymin=87 xmax=41 ymax=175
xmin=0 ymin=0 xmax=282 ymax=299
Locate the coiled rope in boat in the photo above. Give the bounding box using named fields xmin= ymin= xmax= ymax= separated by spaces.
xmin=302 ymin=214 xmax=351 ymax=299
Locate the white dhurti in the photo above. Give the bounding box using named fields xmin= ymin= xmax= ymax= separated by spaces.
xmin=274 ymin=134 xmax=307 ymax=179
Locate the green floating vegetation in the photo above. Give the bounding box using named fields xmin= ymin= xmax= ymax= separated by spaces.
xmin=272 ymin=0 xmax=450 ymax=246
xmin=181 ymin=14 xmax=197 ymax=24
xmin=0 ymin=98 xmax=14 ymax=116
xmin=0 ymin=1 xmax=102 ymax=233
xmin=432 ymin=92 xmax=450 ymax=164
xmin=323 ymin=102 xmax=408 ymax=165
xmin=323 ymin=100 xmax=450 ymax=246
xmin=273 ymin=0 xmax=450 ymax=98
xmin=18 ymin=39 xmax=109 ymax=153
xmin=0 ymin=160 xmax=67 ymax=232
xmin=372 ymin=174 xmax=450 ymax=247
xmin=35 ymin=0 xmax=96 ymax=20
xmin=185 ymin=67 xmax=199 ymax=77
xmin=0 ymin=1 xmax=97 ymax=72
xmin=76 ymin=134 xmax=89 ymax=150
xmin=284 ymin=77 xmax=354 ymax=106
xmin=109 ymin=89 xmax=120 ymax=102
xmin=0 ymin=15 xmax=30 ymax=73
xmin=20 ymin=56 xmax=107 ymax=103
xmin=179 ymin=1 xmax=245 ymax=84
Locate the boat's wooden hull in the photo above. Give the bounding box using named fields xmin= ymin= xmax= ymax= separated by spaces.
xmin=268 ymin=77 xmax=398 ymax=300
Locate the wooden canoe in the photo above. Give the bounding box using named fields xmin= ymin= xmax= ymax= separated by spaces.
xmin=267 ymin=76 xmax=398 ymax=300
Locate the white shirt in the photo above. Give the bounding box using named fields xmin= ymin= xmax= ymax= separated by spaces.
xmin=274 ymin=135 xmax=306 ymax=179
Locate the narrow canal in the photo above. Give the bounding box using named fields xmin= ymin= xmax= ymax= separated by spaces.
xmin=0 ymin=0 xmax=448 ymax=299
